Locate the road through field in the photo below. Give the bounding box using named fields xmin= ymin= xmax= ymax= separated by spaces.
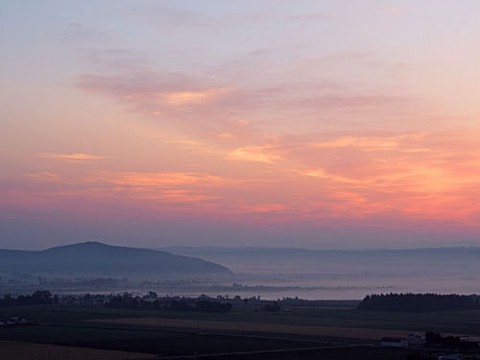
xmin=88 ymin=317 xmax=411 ymax=340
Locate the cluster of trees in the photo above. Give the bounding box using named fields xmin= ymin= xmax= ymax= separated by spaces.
xmin=426 ymin=331 xmax=479 ymax=349
xmin=358 ymin=293 xmax=480 ymax=312
xmin=0 ymin=291 xmax=233 ymax=313
xmin=263 ymin=301 xmax=281 ymax=312
xmin=105 ymin=293 xmax=233 ymax=313
xmin=0 ymin=291 xmax=58 ymax=307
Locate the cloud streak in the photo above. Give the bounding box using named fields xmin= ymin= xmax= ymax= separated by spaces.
xmin=77 ymin=69 xmax=410 ymax=128
xmin=228 ymin=145 xmax=281 ymax=164
xmin=39 ymin=153 xmax=108 ymax=161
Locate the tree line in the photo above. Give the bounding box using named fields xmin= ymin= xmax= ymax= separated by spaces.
xmin=0 ymin=291 xmax=232 ymax=312
xmin=358 ymin=293 xmax=480 ymax=312
xmin=104 ymin=293 xmax=233 ymax=312
xmin=0 ymin=291 xmax=57 ymax=307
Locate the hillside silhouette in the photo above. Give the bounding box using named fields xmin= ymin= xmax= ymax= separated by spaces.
xmin=0 ymin=241 xmax=231 ymax=277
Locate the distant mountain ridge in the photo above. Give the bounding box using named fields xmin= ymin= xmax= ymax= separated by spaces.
xmin=164 ymin=245 xmax=480 ymax=258
xmin=163 ymin=246 xmax=480 ymax=275
xmin=0 ymin=241 xmax=231 ymax=277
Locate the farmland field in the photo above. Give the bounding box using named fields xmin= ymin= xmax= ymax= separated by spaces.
xmin=1 ymin=303 xmax=480 ymax=359
xmin=89 ymin=317 xmax=410 ymax=340
xmin=0 ymin=340 xmax=156 ymax=360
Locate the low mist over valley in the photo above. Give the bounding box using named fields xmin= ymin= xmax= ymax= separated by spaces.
xmin=2 ymin=241 xmax=480 ymax=300
xmin=163 ymin=246 xmax=480 ymax=299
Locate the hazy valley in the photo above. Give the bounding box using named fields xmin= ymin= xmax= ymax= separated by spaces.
xmin=163 ymin=246 xmax=480 ymax=300
xmin=2 ymin=242 xmax=480 ymax=301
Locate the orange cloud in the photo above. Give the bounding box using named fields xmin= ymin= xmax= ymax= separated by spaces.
xmin=89 ymin=171 xmax=225 ymax=187
xmin=160 ymin=88 xmax=230 ymax=106
xmin=39 ymin=152 xmax=107 ymax=161
xmin=78 ymin=171 xmax=234 ymax=205
xmin=296 ymin=169 xmax=357 ymax=184
xmin=312 ymin=133 xmax=427 ymax=151
xmin=271 ymin=130 xmax=480 ymax=222
xmin=228 ymin=146 xmax=281 ymax=163
xmin=17 ymin=125 xmax=480 ymax=227
xmin=77 ymin=73 xmax=231 ymax=110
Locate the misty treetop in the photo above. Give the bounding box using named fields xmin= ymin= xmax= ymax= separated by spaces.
xmin=358 ymin=293 xmax=480 ymax=312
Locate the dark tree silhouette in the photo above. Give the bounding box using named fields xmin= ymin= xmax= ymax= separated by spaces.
xmin=358 ymin=293 xmax=480 ymax=312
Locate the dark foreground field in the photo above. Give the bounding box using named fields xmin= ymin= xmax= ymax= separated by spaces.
xmin=1 ymin=302 xmax=480 ymax=359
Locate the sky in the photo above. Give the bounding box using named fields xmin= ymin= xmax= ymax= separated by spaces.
xmin=2 ymin=0 xmax=480 ymax=250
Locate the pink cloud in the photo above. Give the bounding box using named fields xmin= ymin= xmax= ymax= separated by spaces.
xmin=228 ymin=145 xmax=281 ymax=164
xmin=77 ymin=70 xmax=408 ymax=125
xmin=39 ymin=152 xmax=107 ymax=161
